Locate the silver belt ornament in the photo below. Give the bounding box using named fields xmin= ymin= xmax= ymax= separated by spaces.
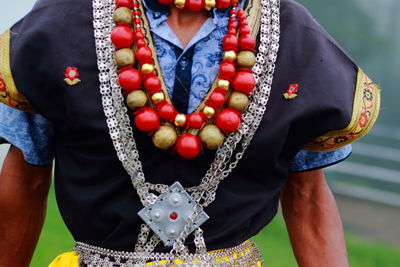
xmin=75 ymin=240 xmax=263 ymax=267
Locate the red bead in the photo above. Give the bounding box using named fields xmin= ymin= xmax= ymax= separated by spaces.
xmin=239 ymin=34 xmax=256 ymax=51
xmin=136 ymin=39 xmax=147 ymax=48
xmin=187 ymin=113 xmax=205 ymax=129
xmin=136 ymin=46 xmax=153 ymax=64
xmin=157 ymin=0 xmax=171 ymax=5
xmin=229 ymin=21 xmax=238 ymax=28
xmin=158 ymin=103 xmax=176 ymax=120
xmin=175 ymin=134 xmax=202 ymax=159
xmin=216 ymin=0 xmax=231 ymax=9
xmin=144 ymin=76 xmax=161 ymax=94
xmin=232 ymin=71 xmax=256 ymax=95
xmin=134 ymin=108 xmax=160 ymax=132
xmin=208 ymin=91 xmax=226 ymax=108
xmin=222 ymin=34 xmax=238 ymax=52
xmin=135 ymin=32 xmax=145 ymax=40
xmin=116 ymin=0 xmax=132 ymax=8
xmin=219 ymin=62 xmax=236 ymax=78
xmin=215 ymin=108 xmax=241 ymax=134
xmin=240 ymin=25 xmax=251 ymax=35
xmin=227 ymin=28 xmax=237 ymax=35
xmin=132 ymin=2 xmax=139 ymax=7
xmin=169 ymin=212 xmax=178 ymax=220
xmin=237 ymin=9 xmax=244 ymax=16
xmin=134 ymin=18 xmax=141 ymax=25
xmin=186 ymin=0 xmax=203 ymax=12
xmin=239 ymin=18 xmax=248 ymax=25
xmin=133 ymin=10 xmax=140 ymax=16
xmin=111 ymin=25 xmax=135 ymax=49
xmin=118 ymin=67 xmax=142 ymax=91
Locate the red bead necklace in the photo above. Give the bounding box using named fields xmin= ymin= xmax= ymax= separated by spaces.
xmin=111 ymin=0 xmax=257 ymax=159
xmin=157 ymin=0 xmax=234 ymax=12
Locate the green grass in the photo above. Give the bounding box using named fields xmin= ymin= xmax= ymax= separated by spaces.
xmin=31 ymin=187 xmax=400 ymax=266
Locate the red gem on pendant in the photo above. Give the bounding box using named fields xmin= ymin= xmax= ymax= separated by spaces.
xmin=170 ymin=212 xmax=178 ymax=220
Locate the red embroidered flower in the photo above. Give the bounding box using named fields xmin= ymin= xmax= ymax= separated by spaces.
xmin=286 ymin=84 xmax=299 ymax=95
xmin=283 ymin=84 xmax=299 ymax=100
xmin=0 ymin=74 xmax=6 ymax=92
xmin=359 ymin=113 xmax=368 ymax=128
xmin=64 ymin=67 xmax=80 ymax=80
xmin=64 ymin=67 xmax=81 ymax=86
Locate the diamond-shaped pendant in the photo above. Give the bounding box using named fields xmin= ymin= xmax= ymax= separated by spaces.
xmin=138 ymin=182 xmax=209 ymax=247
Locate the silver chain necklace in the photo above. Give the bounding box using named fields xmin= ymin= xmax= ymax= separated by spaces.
xmin=92 ymin=0 xmax=280 ymax=261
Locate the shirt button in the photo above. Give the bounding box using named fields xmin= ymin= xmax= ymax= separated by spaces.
xmin=180 ymin=57 xmax=189 ymax=70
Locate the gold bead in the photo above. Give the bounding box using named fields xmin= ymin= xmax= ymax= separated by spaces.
xmin=203 ymin=106 xmax=216 ymax=118
xmin=174 ymin=113 xmax=187 ymax=127
xmin=141 ymin=63 xmax=155 ymax=74
xmin=228 ymin=92 xmax=250 ymax=113
xmin=151 ymin=92 xmax=165 ymax=104
xmin=115 ymin=48 xmax=135 ymax=68
xmin=205 ymin=0 xmax=216 ymax=10
xmin=237 ymin=51 xmax=257 ymax=68
xmin=223 ymin=50 xmax=237 ymax=61
xmin=199 ymin=125 xmax=225 ymax=150
xmin=217 ymin=79 xmax=230 ymax=90
xmin=113 ymin=7 xmax=133 ymax=25
xmin=152 ymin=126 xmax=177 ymax=150
xmin=126 ymin=90 xmax=148 ymax=110
xmin=174 ymin=0 xmax=186 ymax=9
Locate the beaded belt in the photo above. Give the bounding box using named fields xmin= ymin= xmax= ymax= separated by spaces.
xmin=75 ymin=240 xmax=263 ymax=267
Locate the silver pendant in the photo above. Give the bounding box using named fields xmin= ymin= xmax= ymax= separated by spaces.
xmin=138 ymin=182 xmax=209 ymax=247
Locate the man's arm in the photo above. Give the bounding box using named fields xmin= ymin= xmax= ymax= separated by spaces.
xmin=0 ymin=145 xmax=52 ymax=267
xmin=280 ymin=169 xmax=349 ymax=267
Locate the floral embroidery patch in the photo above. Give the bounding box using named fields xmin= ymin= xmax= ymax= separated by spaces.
xmin=64 ymin=67 xmax=81 ymax=86
xmin=283 ymin=84 xmax=299 ymax=99
xmin=301 ymin=69 xmax=381 ymax=152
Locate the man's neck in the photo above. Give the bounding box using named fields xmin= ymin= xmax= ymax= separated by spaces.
xmin=166 ymin=6 xmax=210 ymax=48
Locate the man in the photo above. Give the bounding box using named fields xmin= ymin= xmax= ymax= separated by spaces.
xmin=0 ymin=0 xmax=379 ymax=266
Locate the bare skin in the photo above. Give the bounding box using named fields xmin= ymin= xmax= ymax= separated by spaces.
xmin=281 ymin=169 xmax=350 ymax=267
xmin=0 ymin=146 xmax=52 ymax=267
xmin=167 ymin=6 xmax=210 ymax=48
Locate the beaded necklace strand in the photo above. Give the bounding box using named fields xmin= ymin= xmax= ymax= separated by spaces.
xmin=110 ymin=0 xmax=257 ymax=158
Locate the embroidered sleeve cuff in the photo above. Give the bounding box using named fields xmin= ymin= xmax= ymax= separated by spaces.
xmin=0 ymin=30 xmax=36 ymax=113
xmin=301 ymin=68 xmax=380 ymax=152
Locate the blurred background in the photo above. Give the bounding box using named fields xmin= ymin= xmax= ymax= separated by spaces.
xmin=1 ymin=0 xmax=399 ymax=266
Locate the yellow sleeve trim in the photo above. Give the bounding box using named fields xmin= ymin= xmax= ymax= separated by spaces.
xmin=302 ymin=68 xmax=381 ymax=152
xmin=0 ymin=30 xmax=36 ymax=113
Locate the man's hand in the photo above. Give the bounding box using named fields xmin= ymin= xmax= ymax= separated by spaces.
xmin=0 ymin=145 xmax=52 ymax=267
xmin=280 ymin=169 xmax=349 ymax=267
